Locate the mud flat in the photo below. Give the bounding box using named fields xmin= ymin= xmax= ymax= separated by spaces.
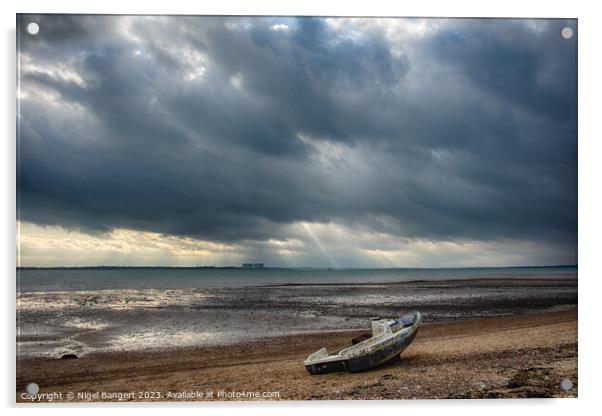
xmin=17 ymin=276 xmax=577 ymax=358
xmin=16 ymin=308 xmax=577 ymax=401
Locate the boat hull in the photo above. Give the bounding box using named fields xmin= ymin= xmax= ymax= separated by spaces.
xmin=305 ymin=358 xmax=347 ymax=375
xmin=305 ymin=312 xmax=421 ymax=375
xmin=345 ymin=327 xmax=418 ymax=373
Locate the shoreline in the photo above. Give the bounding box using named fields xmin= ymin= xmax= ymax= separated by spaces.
xmin=16 ymin=265 xmax=578 ymax=270
xmin=17 ymin=275 xmax=578 ymax=293
xmin=17 ymin=308 xmax=578 ymax=401
xmin=256 ymin=275 xmax=578 ymax=288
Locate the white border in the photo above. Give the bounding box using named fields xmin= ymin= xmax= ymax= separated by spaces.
xmin=2 ymin=0 xmax=586 ymax=17
xmin=2 ymin=1 xmax=601 ymax=415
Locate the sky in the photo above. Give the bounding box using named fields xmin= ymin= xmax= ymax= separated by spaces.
xmin=17 ymin=15 xmax=577 ymax=268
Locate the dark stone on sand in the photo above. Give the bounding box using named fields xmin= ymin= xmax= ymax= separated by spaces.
xmin=60 ymin=354 xmax=78 ymax=359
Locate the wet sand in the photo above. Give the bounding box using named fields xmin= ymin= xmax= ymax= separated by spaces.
xmin=17 ymin=276 xmax=578 ymax=358
xmin=16 ymin=308 xmax=577 ymax=401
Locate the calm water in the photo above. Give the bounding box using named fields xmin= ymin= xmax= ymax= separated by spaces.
xmin=17 ymin=266 xmax=577 ymax=292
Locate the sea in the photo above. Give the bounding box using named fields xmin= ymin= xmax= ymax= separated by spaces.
xmin=17 ymin=266 xmax=576 ymax=292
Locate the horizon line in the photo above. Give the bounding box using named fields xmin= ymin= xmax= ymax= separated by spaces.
xmin=16 ymin=264 xmax=578 ymax=270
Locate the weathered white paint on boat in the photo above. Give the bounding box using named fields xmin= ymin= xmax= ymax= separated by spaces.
xmin=304 ymin=311 xmax=421 ymax=374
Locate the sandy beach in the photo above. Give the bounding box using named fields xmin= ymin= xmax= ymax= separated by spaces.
xmin=17 ymin=307 xmax=577 ymax=401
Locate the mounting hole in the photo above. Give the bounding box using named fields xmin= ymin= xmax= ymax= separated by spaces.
xmin=27 ymin=22 xmax=40 ymax=35
xmin=25 ymin=382 xmax=39 ymax=395
xmin=560 ymin=378 xmax=573 ymax=391
xmin=561 ymin=26 xmax=573 ymax=40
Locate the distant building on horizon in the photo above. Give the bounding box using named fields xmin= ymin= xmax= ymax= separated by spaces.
xmin=242 ymin=263 xmax=264 ymax=269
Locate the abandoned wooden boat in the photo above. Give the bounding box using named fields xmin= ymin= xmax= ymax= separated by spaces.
xmin=304 ymin=311 xmax=421 ymax=374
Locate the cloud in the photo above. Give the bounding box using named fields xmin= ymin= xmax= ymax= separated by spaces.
xmin=17 ymin=15 xmax=577 ymax=266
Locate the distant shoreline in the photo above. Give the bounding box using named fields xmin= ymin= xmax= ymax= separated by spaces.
xmin=16 ymin=265 xmax=578 ymax=270
xmin=15 ymin=275 xmax=578 ymax=294
xmin=256 ymin=275 xmax=578 ymax=288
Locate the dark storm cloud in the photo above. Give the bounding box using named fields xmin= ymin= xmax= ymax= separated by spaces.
xmin=19 ymin=14 xmax=89 ymax=45
xmin=429 ymin=19 xmax=577 ymax=122
xmin=17 ymin=15 xmax=577 ymax=260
